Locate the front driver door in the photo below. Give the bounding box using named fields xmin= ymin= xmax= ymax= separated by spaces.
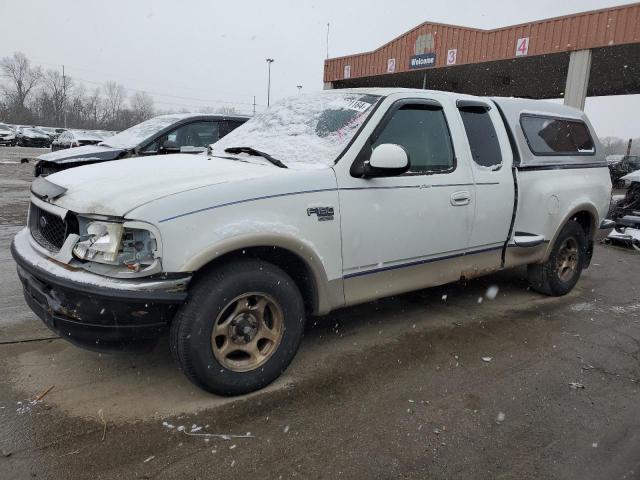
xmin=337 ymin=98 xmax=474 ymax=306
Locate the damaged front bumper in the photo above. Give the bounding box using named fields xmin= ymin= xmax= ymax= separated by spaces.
xmin=11 ymin=228 xmax=191 ymax=352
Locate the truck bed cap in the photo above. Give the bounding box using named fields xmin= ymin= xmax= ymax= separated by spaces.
xmin=490 ymin=97 xmax=606 ymax=169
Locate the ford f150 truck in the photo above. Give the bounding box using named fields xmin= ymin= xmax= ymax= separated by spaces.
xmin=11 ymin=89 xmax=613 ymax=395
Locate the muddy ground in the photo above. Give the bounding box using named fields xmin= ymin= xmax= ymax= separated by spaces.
xmin=1 ymin=148 xmax=639 ymax=479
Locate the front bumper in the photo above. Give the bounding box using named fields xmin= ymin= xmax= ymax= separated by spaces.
xmin=11 ymin=228 xmax=191 ymax=352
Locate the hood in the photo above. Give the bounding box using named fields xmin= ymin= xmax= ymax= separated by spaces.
xmin=45 ymin=154 xmax=287 ymax=217
xmin=622 ymin=169 xmax=640 ymax=184
xmin=37 ymin=144 xmax=123 ymax=164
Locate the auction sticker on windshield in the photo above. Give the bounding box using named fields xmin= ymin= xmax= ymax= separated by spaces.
xmin=342 ymin=99 xmax=373 ymax=112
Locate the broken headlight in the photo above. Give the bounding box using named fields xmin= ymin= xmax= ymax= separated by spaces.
xmin=73 ymin=220 xmax=158 ymax=272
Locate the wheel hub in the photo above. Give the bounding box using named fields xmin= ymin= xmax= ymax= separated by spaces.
xmin=230 ymin=314 xmax=258 ymax=343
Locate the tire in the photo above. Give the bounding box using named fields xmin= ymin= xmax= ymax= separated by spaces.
xmin=527 ymin=220 xmax=587 ymax=296
xmin=170 ymin=258 xmax=306 ymax=396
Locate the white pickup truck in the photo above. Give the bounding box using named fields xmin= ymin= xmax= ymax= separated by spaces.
xmin=12 ymin=89 xmax=612 ymax=395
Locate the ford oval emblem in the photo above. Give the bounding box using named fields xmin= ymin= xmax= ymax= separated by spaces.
xmin=39 ymin=215 xmax=48 ymax=229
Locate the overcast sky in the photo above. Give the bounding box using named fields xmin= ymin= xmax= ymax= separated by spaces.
xmin=2 ymin=0 xmax=638 ymax=138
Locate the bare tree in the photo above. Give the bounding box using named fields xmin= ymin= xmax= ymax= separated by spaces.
xmin=600 ymin=136 xmax=627 ymax=156
xmin=129 ymin=91 xmax=155 ymax=124
xmin=41 ymin=69 xmax=71 ymax=125
xmin=103 ymin=81 xmax=126 ymax=126
xmin=0 ymin=52 xmax=42 ymax=120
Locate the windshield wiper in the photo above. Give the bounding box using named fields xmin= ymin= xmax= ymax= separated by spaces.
xmin=224 ymin=146 xmax=287 ymax=169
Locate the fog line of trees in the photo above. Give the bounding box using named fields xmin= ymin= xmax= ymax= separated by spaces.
xmin=600 ymin=136 xmax=640 ymax=157
xmin=0 ymin=52 xmax=236 ymax=132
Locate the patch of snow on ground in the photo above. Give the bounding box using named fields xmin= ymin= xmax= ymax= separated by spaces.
xmin=570 ymin=302 xmax=595 ymax=312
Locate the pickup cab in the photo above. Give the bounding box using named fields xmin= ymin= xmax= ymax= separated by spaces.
xmin=11 ymin=89 xmax=612 ymax=395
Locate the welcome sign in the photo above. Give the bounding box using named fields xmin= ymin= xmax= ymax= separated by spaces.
xmin=409 ymin=53 xmax=436 ymax=69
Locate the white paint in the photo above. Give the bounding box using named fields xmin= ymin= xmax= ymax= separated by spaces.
xmin=16 ymin=89 xmax=611 ymax=317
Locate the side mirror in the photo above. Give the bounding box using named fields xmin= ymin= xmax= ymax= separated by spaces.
xmin=162 ymin=140 xmax=180 ymax=153
xmin=363 ymin=144 xmax=410 ymax=178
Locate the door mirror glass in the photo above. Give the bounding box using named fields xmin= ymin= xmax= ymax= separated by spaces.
xmin=364 ymin=143 xmax=410 ymax=177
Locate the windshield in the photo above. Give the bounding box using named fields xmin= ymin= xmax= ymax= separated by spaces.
xmin=100 ymin=115 xmax=186 ymax=149
xmin=211 ymin=91 xmax=381 ymax=169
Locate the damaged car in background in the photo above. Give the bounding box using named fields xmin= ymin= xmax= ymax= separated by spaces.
xmin=51 ymin=130 xmax=106 ymax=151
xmin=34 ymin=113 xmax=249 ymax=176
xmin=606 ymin=169 xmax=640 ymax=251
xmin=11 ymin=89 xmax=612 ymax=396
xmin=16 ymin=126 xmax=52 ymax=148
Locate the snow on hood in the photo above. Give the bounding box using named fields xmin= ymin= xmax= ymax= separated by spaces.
xmin=46 ymin=153 xmax=285 ymax=217
xmin=37 ymin=144 xmax=121 ymax=163
xmin=622 ymin=169 xmax=640 ymax=183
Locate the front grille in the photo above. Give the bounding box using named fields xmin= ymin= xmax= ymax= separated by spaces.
xmin=29 ymin=204 xmax=78 ymax=253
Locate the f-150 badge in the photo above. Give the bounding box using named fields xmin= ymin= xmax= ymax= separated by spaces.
xmin=307 ymin=206 xmax=334 ymax=221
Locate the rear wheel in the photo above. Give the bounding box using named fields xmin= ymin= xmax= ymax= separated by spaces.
xmin=527 ymin=220 xmax=587 ymax=296
xmin=170 ymin=258 xmax=305 ymax=396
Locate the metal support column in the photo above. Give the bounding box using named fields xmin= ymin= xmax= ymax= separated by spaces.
xmin=564 ymin=49 xmax=592 ymax=110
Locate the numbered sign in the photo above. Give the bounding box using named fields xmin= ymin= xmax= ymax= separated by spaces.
xmin=515 ymin=37 xmax=529 ymax=57
xmin=446 ymin=49 xmax=457 ymax=65
xmin=344 ymin=65 xmax=351 ymax=79
xmin=387 ymin=58 xmax=396 ymax=73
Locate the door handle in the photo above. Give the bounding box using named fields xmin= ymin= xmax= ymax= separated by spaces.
xmin=450 ymin=190 xmax=471 ymax=206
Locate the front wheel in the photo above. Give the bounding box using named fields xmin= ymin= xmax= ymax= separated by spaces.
xmin=527 ymin=220 xmax=587 ymax=296
xmin=170 ymin=258 xmax=305 ymax=396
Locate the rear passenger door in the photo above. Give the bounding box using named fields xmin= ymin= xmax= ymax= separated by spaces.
xmin=457 ymin=100 xmax=515 ymax=276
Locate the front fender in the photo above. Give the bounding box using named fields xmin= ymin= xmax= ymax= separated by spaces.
xmin=179 ymin=232 xmax=343 ymax=315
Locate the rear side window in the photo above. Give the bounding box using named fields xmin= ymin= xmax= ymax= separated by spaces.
xmin=372 ymin=105 xmax=454 ymax=173
xmin=520 ymin=115 xmax=595 ymax=156
xmin=459 ymin=107 xmax=502 ymax=168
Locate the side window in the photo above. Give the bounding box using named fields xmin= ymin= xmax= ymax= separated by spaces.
xmin=219 ymin=120 xmax=245 ymax=137
xmin=372 ymin=105 xmax=454 ymax=173
xmin=520 ymin=115 xmax=595 ymax=155
xmin=142 ymin=121 xmax=221 ymax=153
xmin=459 ymin=107 xmax=502 ymax=169
xmin=172 ymin=121 xmax=220 ymax=148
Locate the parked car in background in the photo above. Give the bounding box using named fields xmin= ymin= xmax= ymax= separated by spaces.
xmin=15 ymin=127 xmax=51 ymax=148
xmin=12 ymin=89 xmax=612 ymax=395
xmin=37 ymin=126 xmax=61 ymax=141
xmin=609 ymin=155 xmax=640 ymax=188
xmin=51 ymin=130 xmax=104 ymax=151
xmin=34 ymin=113 xmax=249 ymax=176
xmin=0 ymin=123 xmax=16 ymax=146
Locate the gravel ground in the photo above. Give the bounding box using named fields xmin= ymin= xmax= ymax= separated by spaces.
xmin=1 ymin=147 xmax=639 ymax=479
